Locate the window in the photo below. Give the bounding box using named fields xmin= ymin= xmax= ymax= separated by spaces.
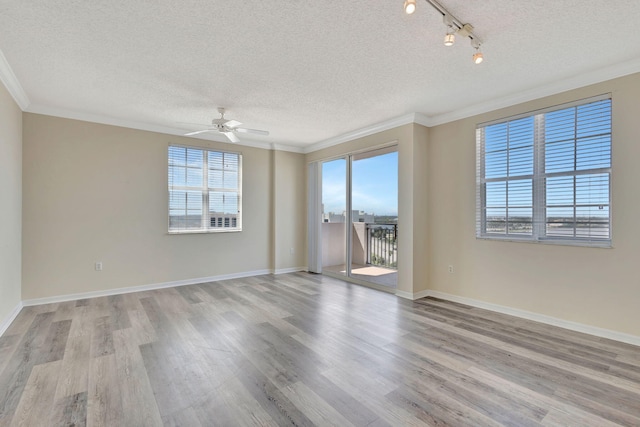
xmin=476 ymin=96 xmax=611 ymax=246
xmin=168 ymin=145 xmax=242 ymax=233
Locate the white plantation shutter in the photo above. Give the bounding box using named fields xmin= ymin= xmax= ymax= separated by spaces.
xmin=476 ymin=95 xmax=611 ymax=246
xmin=168 ymin=145 xmax=242 ymax=232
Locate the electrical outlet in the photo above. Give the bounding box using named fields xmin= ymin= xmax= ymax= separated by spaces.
xmin=290 ymin=247 xmax=295 ymax=255
xmin=448 ymin=265 xmax=454 ymax=273
xmin=95 ymin=261 xmax=103 ymax=271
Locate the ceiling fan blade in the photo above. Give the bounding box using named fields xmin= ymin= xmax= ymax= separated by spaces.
xmin=222 ymin=131 xmax=239 ymax=143
xmin=224 ymin=120 xmax=242 ymax=129
xmin=234 ymin=127 xmax=270 ymax=136
xmin=184 ymin=129 xmax=213 ymax=136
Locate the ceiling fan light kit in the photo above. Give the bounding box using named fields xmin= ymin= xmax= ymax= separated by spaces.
xmin=406 ymin=0 xmax=484 ymax=64
xmin=184 ymin=107 xmax=269 ymax=143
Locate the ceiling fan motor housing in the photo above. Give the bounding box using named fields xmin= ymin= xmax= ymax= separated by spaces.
xmin=183 ymin=107 xmax=268 ymax=141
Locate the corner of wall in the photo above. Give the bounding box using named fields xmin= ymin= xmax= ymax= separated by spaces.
xmin=273 ymin=150 xmax=307 ymax=271
xmin=411 ymin=123 xmax=431 ymax=294
xmin=0 ymin=78 xmax=23 ymax=334
xmin=0 ymin=302 xmax=23 ymax=337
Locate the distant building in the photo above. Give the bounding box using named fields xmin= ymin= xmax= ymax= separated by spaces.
xmin=324 ymin=211 xmax=346 ymax=223
xmin=352 ymin=210 xmax=375 ymax=223
xmin=210 ymin=212 xmax=238 ymax=228
xmin=169 ymin=212 xmax=238 ymax=229
xmin=321 ymin=209 xmax=375 ymax=223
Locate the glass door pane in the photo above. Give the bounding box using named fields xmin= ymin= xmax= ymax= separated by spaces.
xmin=350 ymin=148 xmax=398 ymax=287
xmin=321 ymin=159 xmax=347 ymax=276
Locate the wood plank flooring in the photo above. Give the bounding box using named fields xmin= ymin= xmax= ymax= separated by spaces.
xmin=0 ymin=272 xmax=639 ymax=426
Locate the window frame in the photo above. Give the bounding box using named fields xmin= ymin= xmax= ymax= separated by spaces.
xmin=168 ymin=144 xmax=242 ymax=234
xmin=476 ymin=94 xmax=612 ymax=248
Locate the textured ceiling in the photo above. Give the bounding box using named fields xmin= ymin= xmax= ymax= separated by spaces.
xmin=1 ymin=0 xmax=640 ymax=151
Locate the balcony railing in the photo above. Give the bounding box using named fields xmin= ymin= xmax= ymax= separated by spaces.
xmin=366 ymin=224 xmax=397 ymax=269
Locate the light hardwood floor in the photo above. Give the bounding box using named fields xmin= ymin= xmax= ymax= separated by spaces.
xmin=0 ymin=272 xmax=639 ymax=426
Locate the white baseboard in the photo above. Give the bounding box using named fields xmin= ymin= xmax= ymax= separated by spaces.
xmin=0 ymin=302 xmax=23 ymax=337
xmin=16 ymin=268 xmax=639 ymax=347
xmin=273 ymin=266 xmax=307 ymax=275
xmin=395 ymin=289 xmax=430 ymax=300
xmin=423 ymin=290 xmax=640 ymax=347
xmin=22 ymin=269 xmax=272 ymax=307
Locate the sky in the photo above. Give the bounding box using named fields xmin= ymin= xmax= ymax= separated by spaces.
xmin=322 ymin=151 xmax=398 ymax=216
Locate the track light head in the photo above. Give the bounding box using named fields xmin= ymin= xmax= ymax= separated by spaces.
xmin=404 ymin=0 xmax=416 ymax=14
xmin=442 ymin=14 xmax=456 ymax=46
xmin=444 ymin=32 xmax=455 ymax=46
xmin=471 ymin=39 xmax=483 ymax=64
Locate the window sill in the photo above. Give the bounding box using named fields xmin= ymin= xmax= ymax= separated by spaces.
xmin=476 ymin=235 xmax=612 ymax=249
xmin=168 ymin=228 xmax=242 ymax=235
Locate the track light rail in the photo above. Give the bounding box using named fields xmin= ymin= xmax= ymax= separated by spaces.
xmin=404 ymin=0 xmax=484 ymax=63
xmin=423 ymin=0 xmax=482 ymax=45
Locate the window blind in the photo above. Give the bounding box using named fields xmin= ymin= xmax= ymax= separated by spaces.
xmin=476 ymin=95 xmax=611 ymax=246
xmin=168 ymin=145 xmax=242 ymax=233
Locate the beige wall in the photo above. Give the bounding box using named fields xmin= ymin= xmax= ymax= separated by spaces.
xmin=22 ymin=113 xmax=305 ymax=299
xmin=411 ymin=124 xmax=429 ymax=293
xmin=304 ymin=73 xmax=640 ymax=337
xmin=273 ymin=150 xmax=307 ymax=271
xmin=0 ymin=83 xmax=22 ymax=324
xmin=12 ymin=71 xmax=640 ymax=338
xmin=428 ymin=73 xmax=640 ymax=336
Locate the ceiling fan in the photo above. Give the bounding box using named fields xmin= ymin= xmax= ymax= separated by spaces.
xmin=184 ymin=108 xmax=269 ymax=143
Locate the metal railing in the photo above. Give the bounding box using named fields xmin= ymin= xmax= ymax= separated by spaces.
xmin=366 ymin=224 xmax=398 ymax=269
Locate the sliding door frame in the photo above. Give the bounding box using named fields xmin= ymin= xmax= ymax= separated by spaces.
xmin=309 ymin=141 xmax=398 ymax=292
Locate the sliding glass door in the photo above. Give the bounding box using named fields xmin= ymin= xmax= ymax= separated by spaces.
xmin=319 ymin=146 xmax=398 ymax=288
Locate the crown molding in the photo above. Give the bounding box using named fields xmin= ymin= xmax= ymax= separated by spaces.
xmin=7 ymin=46 xmax=640 ymax=154
xmin=27 ymin=103 xmax=210 ymax=139
xmin=302 ymin=58 xmax=640 ymax=154
xmin=303 ymin=112 xmax=432 ymax=154
xmin=270 ymin=143 xmax=306 ymax=153
xmin=0 ymin=49 xmax=30 ymax=110
xmin=25 ymin=104 xmax=305 ymax=153
xmin=412 ymin=112 xmax=431 ymax=128
xmin=427 ymin=57 xmax=640 ymax=127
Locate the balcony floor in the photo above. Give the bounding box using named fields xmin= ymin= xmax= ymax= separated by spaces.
xmin=323 ymin=263 xmax=397 ymax=288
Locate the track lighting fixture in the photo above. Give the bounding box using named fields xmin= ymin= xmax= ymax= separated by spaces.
xmin=405 ymin=0 xmax=484 ymax=63
xmin=472 ymin=49 xmax=484 ymax=64
xmin=443 ymin=14 xmax=455 ymax=46
xmin=404 ymin=0 xmax=416 ymax=14
xmin=444 ymin=32 xmax=455 ymax=46
xmin=471 ymin=39 xmax=483 ymax=64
